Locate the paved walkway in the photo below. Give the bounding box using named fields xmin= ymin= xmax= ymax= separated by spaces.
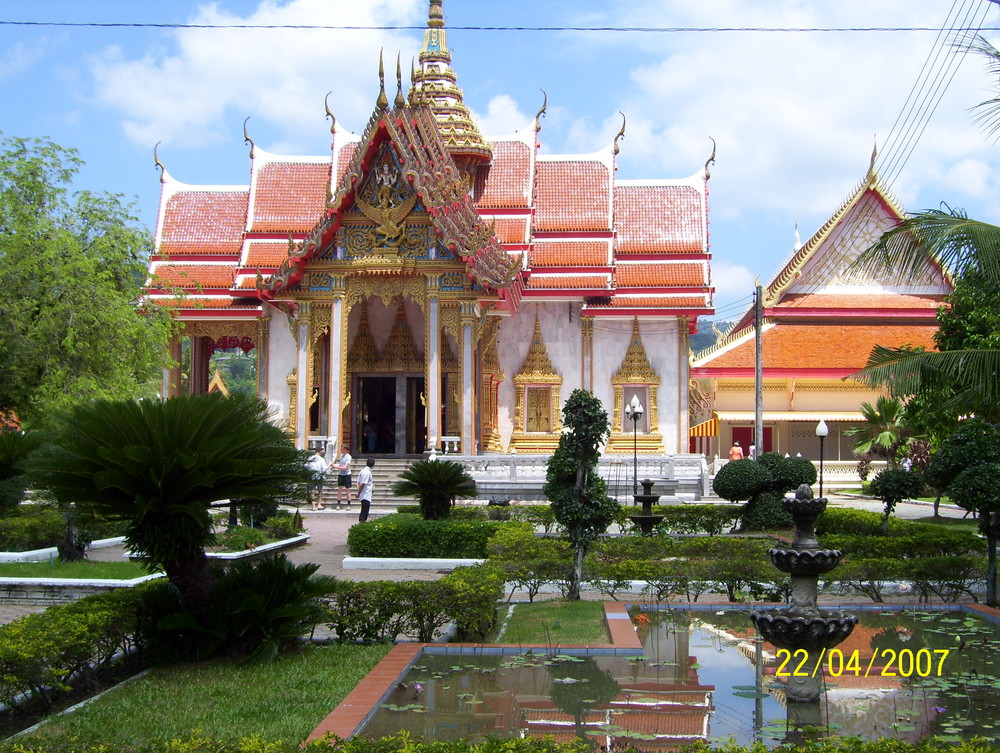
xmin=0 ymin=494 xmax=973 ymax=624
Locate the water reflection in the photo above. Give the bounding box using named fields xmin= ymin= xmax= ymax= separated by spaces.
xmin=358 ymin=609 xmax=1000 ymax=747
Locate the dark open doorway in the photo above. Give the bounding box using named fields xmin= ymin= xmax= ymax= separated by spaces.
xmin=356 ymin=376 xmax=396 ymax=454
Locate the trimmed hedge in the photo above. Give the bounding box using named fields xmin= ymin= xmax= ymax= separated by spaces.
xmin=648 ymin=504 xmax=742 ymax=536
xmin=0 ymin=587 xmax=144 ymax=709
xmin=487 ymin=524 xmax=571 ymax=601
xmin=323 ymin=563 xmax=505 ymax=642
xmin=395 ymin=504 xmax=486 ymax=520
xmin=0 ymin=507 xmax=126 ymax=552
xmin=346 ymin=514 xmax=509 ymax=558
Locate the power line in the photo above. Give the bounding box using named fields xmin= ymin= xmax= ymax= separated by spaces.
xmin=2 ymin=20 xmax=999 ymax=33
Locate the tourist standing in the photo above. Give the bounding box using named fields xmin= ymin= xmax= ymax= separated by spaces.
xmin=305 ymin=448 xmax=328 ymax=510
xmin=336 ymin=448 xmax=353 ymax=508
xmin=728 ymin=441 xmax=744 ymax=462
xmin=357 ymin=457 xmax=375 ymax=523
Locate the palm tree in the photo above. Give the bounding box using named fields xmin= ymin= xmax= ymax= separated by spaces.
xmin=32 ymin=393 xmax=310 ymax=619
xmin=844 ymin=395 xmax=912 ymax=469
xmin=392 ymin=459 xmax=478 ymax=520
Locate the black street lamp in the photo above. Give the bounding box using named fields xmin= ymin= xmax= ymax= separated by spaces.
xmin=815 ymin=419 xmax=829 ymax=499
xmin=625 ymin=395 xmax=644 ymax=498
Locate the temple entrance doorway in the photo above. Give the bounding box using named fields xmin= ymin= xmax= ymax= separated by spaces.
xmin=356 ymin=376 xmax=396 ymax=455
xmin=406 ymin=376 xmax=426 ymax=455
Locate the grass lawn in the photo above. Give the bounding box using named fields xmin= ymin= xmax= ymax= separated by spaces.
xmin=911 ymin=515 xmax=979 ymax=530
xmin=499 ymin=599 xmax=608 ymax=645
xmin=0 ymin=560 xmax=154 ymax=579
xmin=16 ymin=643 xmax=391 ymax=746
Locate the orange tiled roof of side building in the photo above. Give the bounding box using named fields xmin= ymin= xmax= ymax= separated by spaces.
xmin=150 ymin=264 xmax=237 ymax=289
xmin=616 ymin=262 xmax=706 ymax=287
xmin=334 ymin=142 xmax=358 ymax=192
xmin=478 ymin=140 xmax=532 ymax=208
xmin=607 ymin=295 xmax=709 ymax=308
xmin=157 ymin=190 xmax=248 ymax=255
xmin=705 ymin=323 xmax=939 ymax=369
xmin=776 ymin=292 xmax=947 ymax=310
xmin=529 ymin=241 xmax=608 ymax=267
xmin=527 ymin=274 xmax=608 ymax=289
xmin=250 ymin=161 xmax=329 ymax=233
xmin=150 ymin=297 xmax=258 ymax=310
xmin=534 ymin=160 xmax=611 ymax=232
xmin=615 ymin=184 xmax=705 ymax=254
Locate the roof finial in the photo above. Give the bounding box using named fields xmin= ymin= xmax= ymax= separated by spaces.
xmin=243 ymin=117 xmax=255 ymax=157
xmin=793 ymin=222 xmax=803 ymax=251
xmin=704 ymin=136 xmax=717 ymax=180
xmin=868 ymin=135 xmax=878 ymax=177
xmin=153 ymin=141 xmax=166 ymax=183
xmin=394 ymin=53 xmax=406 ymax=109
xmin=407 ymin=58 xmax=417 ymax=105
xmin=324 ymin=91 xmax=336 ymax=136
xmin=534 ymin=89 xmax=548 ymax=133
xmin=613 ymin=111 xmax=626 ymax=155
xmin=428 ymin=0 xmax=444 ymax=28
xmin=376 ymin=49 xmax=389 ymax=110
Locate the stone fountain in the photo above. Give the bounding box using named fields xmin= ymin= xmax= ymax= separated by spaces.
xmin=630 ymin=478 xmax=665 ymax=536
xmin=751 ymin=484 xmax=857 ymax=705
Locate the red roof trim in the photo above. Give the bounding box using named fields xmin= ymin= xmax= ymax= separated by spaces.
xmin=527 ymin=266 xmax=614 ymax=275
xmin=765 ymin=307 xmax=939 ymax=320
xmin=583 ymin=307 xmax=714 ymax=317
xmin=613 ymin=252 xmax=711 ymax=262
xmin=615 ymin=286 xmax=712 ymax=295
xmin=532 ymin=231 xmax=615 ymax=240
xmin=478 ymin=207 xmax=532 ymax=217
xmin=173 ymin=310 xmax=262 ymax=320
xmin=690 ymin=367 xmax=862 ymax=378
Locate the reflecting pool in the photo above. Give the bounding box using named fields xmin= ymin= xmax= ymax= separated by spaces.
xmin=357 ymin=607 xmax=1000 ymax=747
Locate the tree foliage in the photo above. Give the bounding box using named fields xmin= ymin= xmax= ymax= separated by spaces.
xmin=30 ymin=393 xmax=310 ymax=618
xmin=543 ymin=389 xmax=620 ymax=599
xmin=713 ymin=452 xmax=816 ymax=531
xmin=845 ymin=395 xmax=912 ymax=467
xmin=0 ymin=134 xmax=174 ymax=426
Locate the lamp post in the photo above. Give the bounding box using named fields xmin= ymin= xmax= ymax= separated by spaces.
xmin=625 ymin=395 xmax=644 ymax=498
xmin=815 ymin=419 xmax=829 ymax=499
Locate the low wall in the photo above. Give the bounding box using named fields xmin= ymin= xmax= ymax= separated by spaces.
xmin=0 ymin=573 xmax=164 ymax=606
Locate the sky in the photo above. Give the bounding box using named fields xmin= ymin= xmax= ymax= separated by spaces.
xmin=3 ymin=0 xmax=1000 ymax=321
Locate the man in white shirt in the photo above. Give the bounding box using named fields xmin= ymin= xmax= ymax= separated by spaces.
xmin=305 ymin=448 xmax=328 ymax=510
xmin=357 ymin=457 xmax=375 ymax=522
xmin=335 ymin=449 xmax=353 ymax=508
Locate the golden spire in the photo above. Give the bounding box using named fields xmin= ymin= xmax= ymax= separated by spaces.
xmin=376 ymin=49 xmax=388 ymax=111
xmin=410 ymin=0 xmax=491 ymax=162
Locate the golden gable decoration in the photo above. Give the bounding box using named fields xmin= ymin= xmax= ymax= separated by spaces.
xmin=607 ymin=318 xmax=664 ymax=454
xmin=510 ymin=317 xmax=562 ymax=453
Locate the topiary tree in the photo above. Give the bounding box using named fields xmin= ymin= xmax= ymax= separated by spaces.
xmin=867 ymin=467 xmax=924 ymax=535
xmin=713 ymin=452 xmax=816 ymax=531
xmin=543 ymin=389 xmax=620 ymax=600
xmin=391 ymin=459 xmax=478 ymax=520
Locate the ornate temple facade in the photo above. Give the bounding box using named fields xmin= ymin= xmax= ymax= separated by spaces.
xmin=145 ymin=1 xmax=714 ymax=456
xmin=689 ymin=159 xmax=951 ymax=461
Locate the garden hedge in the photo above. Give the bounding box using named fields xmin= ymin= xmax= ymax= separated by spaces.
xmin=346 ymin=514 xmax=509 ymax=558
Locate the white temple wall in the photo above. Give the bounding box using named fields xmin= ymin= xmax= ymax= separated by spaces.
xmin=265 ymin=308 xmax=296 ymax=428
xmin=644 ymin=317 xmax=683 ymax=453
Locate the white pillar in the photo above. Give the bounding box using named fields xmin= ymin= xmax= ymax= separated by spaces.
xmin=460 ymin=302 xmax=476 ymax=455
xmin=326 ymin=282 xmax=345 ymax=454
xmin=295 ymin=302 xmax=312 ymax=449
xmin=426 ymin=275 xmax=441 ymax=450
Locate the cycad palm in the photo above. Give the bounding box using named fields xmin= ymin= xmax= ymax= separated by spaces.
xmin=392 ymin=459 xmax=477 ymax=520
xmin=32 ymin=393 xmax=310 ymax=618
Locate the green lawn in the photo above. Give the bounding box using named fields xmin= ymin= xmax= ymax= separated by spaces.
xmin=911 ymin=515 xmax=980 ymax=530
xmin=0 ymin=559 xmax=154 ymax=579
xmin=499 ymin=599 xmax=608 ymax=645
xmin=16 ymin=643 xmax=391 ymax=747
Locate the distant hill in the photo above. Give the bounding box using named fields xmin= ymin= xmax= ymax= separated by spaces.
xmin=689 ymin=320 xmax=735 ymax=353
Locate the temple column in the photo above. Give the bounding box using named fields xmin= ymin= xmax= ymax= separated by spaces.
xmin=326 ymin=278 xmax=346 ymax=455
xmin=460 ymin=301 xmax=476 ymax=455
xmin=191 ymin=336 xmax=210 ymax=394
xmin=257 ymin=315 xmax=270 ymax=400
xmin=294 ymin=302 xmax=313 ymax=449
xmin=426 ymin=274 xmax=442 ymax=451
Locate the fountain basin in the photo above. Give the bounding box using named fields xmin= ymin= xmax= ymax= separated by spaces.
xmin=750 ymin=609 xmax=858 ymax=651
xmin=768 ymin=548 xmax=842 ymax=575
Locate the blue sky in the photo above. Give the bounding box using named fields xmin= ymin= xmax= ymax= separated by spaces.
xmin=3 ymin=0 xmax=1000 ymax=320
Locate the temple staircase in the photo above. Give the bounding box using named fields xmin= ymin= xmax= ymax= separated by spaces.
xmin=319 ymin=456 xmax=418 ymax=509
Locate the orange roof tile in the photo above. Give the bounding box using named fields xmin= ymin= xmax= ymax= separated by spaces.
xmin=150 ymin=264 xmax=236 ymax=290
xmin=527 ymin=274 xmax=608 ymax=289
xmin=158 ymin=190 xmax=248 ymax=255
xmin=150 ymin=297 xmax=256 ymax=310
xmin=478 ymin=140 xmax=532 ymax=208
xmin=705 ymin=323 xmax=939 ymax=369
xmin=491 ymin=216 xmax=529 ymax=243
xmin=615 ymin=185 xmax=705 ymax=254
xmin=534 ymin=160 xmax=611 ymax=232
xmin=334 ymin=142 xmax=358 ymax=190
xmin=250 ymin=161 xmax=329 ymax=232
xmin=608 ymin=295 xmax=708 ymax=308
xmin=616 ymin=262 xmax=706 ymax=287
xmin=530 ymin=241 xmax=608 ymax=267
xmin=777 ymin=292 xmax=946 ymax=310
xmin=245 ymin=241 xmax=291 ymax=268
xmin=235 ymin=276 xmax=260 ymax=290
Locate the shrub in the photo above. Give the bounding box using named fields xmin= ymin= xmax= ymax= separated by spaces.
xmin=653 ymin=504 xmax=741 ymax=536
xmin=869 ymin=467 xmax=924 ymax=532
xmin=392 ymin=459 xmax=477 ymax=520
xmin=815 ymin=507 xmax=893 ymax=536
xmin=440 ymin=562 xmax=505 ymax=640
xmin=238 ymin=500 xmax=280 ymax=528
xmin=262 ymin=510 xmax=300 ymax=540
xmin=219 ymin=525 xmax=268 ymax=551
xmin=712 ymin=459 xmax=770 ymax=501
xmin=509 ymin=504 xmax=560 ymax=533
xmin=487 ymin=524 xmax=571 ymax=601
xmin=395 ymin=504 xmax=486 ymax=520
xmin=0 ymin=507 xmax=64 ymax=551
xmin=347 ymin=514 xmax=507 ymax=558
xmin=739 ymin=489 xmax=793 ymax=531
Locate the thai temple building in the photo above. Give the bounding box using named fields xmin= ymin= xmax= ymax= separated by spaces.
xmin=689 ymin=157 xmax=951 ymax=462
xmin=145 ymin=0 xmax=715 ymax=456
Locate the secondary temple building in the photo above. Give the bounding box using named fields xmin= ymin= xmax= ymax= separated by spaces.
xmin=145 ymin=0 xmax=715 ymax=456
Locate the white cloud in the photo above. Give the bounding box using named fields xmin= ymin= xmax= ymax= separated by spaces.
xmin=474 ymin=94 xmax=531 ymax=137
xmin=88 ymin=0 xmax=420 ymax=149
xmin=0 ymin=40 xmax=48 ymax=80
xmin=710 ymin=260 xmax=757 ymax=314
